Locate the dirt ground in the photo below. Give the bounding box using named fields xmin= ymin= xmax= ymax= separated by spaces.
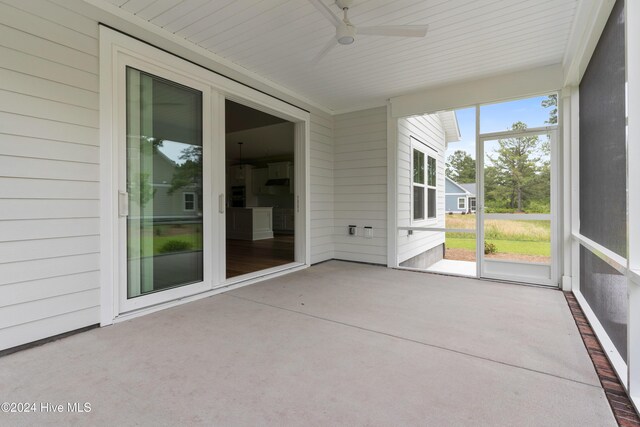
xmin=445 ymin=248 xmax=551 ymax=264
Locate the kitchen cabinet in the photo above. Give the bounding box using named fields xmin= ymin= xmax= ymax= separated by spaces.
xmin=266 ymin=162 xmax=294 ymax=194
xmin=226 ymin=207 xmax=273 ymax=240
xmin=267 ymin=162 xmax=291 ymax=179
xmin=227 ymin=165 xmax=257 ymax=206
xmin=251 ymin=168 xmax=268 ymax=195
xmin=273 ymin=208 xmax=295 ymax=233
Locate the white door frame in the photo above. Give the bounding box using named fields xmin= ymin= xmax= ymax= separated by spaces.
xmin=476 ymin=126 xmax=559 ymax=286
xmin=99 ymin=27 xmax=310 ymax=325
xmin=116 ymin=55 xmax=216 ymax=313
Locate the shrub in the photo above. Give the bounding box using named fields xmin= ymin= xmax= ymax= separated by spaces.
xmin=484 ymin=241 xmax=497 ymax=254
xmin=159 ymin=239 xmax=192 ymax=253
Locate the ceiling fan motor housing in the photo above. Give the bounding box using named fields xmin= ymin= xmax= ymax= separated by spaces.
xmin=335 ymin=0 xmax=354 ymax=9
xmin=336 ymin=21 xmax=356 ymax=44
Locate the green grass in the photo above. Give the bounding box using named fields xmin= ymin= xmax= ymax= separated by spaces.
xmin=444 ymin=214 xmax=551 ymax=257
xmin=446 ymin=236 xmax=550 ymax=256
xmin=150 ymin=224 xmax=203 ymax=255
xmin=152 ymin=234 xmax=203 ymax=254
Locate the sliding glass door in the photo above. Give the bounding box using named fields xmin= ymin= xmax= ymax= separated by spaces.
xmin=120 ymin=65 xmax=213 ymax=312
xmin=103 ymin=28 xmax=310 ymax=320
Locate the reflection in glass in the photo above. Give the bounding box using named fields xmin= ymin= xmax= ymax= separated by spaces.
xmin=126 ymin=67 xmax=203 ymax=298
xmin=413 ymin=149 xmax=424 ymax=183
xmin=427 ymin=156 xmax=436 ymax=186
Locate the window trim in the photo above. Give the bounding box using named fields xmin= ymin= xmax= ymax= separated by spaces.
xmin=183 ymin=192 xmax=196 ymax=212
xmin=458 ymin=197 xmax=466 ymax=210
xmin=410 ymin=136 xmax=438 ymax=224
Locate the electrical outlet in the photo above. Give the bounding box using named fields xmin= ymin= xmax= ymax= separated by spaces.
xmin=364 ymin=226 xmax=373 ymax=239
xmin=348 ymin=225 xmax=357 ymax=236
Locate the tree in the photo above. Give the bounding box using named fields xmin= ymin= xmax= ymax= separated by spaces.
xmin=168 ymin=145 xmax=203 ymax=202
xmin=542 ymin=94 xmax=557 ymax=124
xmin=446 ymin=150 xmax=476 ymax=183
xmin=486 ymin=121 xmax=541 ymax=212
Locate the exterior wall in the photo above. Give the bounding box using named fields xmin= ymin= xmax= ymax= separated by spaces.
xmin=0 ymin=0 xmax=101 ymax=350
xmin=397 ymin=114 xmax=446 ymax=264
xmin=445 ymin=194 xmax=468 ymax=213
xmin=333 ymin=107 xmax=387 ymax=265
xmin=310 ymin=113 xmax=334 ymax=264
xmin=0 ymin=0 xmax=334 ymax=351
xmin=445 ymin=178 xmax=470 ymax=213
xmin=400 ymin=243 xmax=444 ymax=269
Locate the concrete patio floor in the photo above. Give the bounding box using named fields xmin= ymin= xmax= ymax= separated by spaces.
xmin=0 ymin=261 xmax=616 ymax=426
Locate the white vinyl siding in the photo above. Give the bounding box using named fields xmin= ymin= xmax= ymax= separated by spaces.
xmin=333 ymin=107 xmax=387 ymax=265
xmin=397 ymin=114 xmax=447 ymax=264
xmin=0 ymin=0 xmax=338 ymax=351
xmin=0 ymin=0 xmax=101 ymax=350
xmin=310 ymin=111 xmax=334 ymax=264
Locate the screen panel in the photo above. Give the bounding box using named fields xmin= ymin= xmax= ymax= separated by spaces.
xmin=580 ymin=247 xmax=628 ymax=361
xmin=579 ymin=0 xmax=626 ymax=258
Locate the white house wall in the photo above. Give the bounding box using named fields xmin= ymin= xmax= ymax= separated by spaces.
xmin=333 ymin=107 xmax=388 ymax=265
xmin=310 ymin=113 xmax=334 ymax=264
xmin=396 ymin=114 xmax=447 ymax=264
xmin=0 ymin=0 xmax=102 ymax=350
xmin=0 ymin=0 xmax=334 ymax=351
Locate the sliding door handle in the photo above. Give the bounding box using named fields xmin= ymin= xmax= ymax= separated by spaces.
xmin=219 ymin=194 xmax=225 ymax=214
xmin=118 ymin=191 xmax=129 ymax=217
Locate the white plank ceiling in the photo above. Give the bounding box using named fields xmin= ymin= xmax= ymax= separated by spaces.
xmin=103 ymin=0 xmax=578 ymax=112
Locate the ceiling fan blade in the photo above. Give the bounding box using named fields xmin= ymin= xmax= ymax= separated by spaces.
xmin=358 ymin=25 xmax=428 ymax=38
xmin=312 ymin=37 xmax=338 ymax=64
xmin=307 ymin=0 xmax=341 ymax=27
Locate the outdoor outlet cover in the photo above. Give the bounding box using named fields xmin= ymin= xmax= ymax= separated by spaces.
xmin=348 ymin=225 xmax=357 ymax=236
xmin=364 ymin=227 xmax=373 ymax=239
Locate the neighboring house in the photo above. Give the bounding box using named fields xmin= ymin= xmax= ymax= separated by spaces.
xmin=151 ymin=148 xmax=202 ymax=221
xmin=445 ymin=178 xmax=476 ymax=214
xmin=397 ymin=112 xmax=461 ymax=268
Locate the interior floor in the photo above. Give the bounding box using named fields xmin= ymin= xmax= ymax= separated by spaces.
xmin=0 ymin=261 xmax=615 ymax=426
xmin=226 ymin=234 xmax=294 ymax=278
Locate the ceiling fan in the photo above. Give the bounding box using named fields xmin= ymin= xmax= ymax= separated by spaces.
xmin=308 ymin=0 xmax=428 ymax=63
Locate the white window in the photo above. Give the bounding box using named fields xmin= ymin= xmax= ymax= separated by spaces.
xmin=183 ymin=192 xmax=196 ymax=211
xmin=411 ymin=138 xmax=437 ymax=222
xmin=458 ymin=197 xmax=466 ymax=210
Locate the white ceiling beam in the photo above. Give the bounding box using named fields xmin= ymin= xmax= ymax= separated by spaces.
xmin=389 ymin=64 xmax=564 ymax=118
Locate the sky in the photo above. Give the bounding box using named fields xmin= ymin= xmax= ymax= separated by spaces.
xmin=449 ymin=95 xmax=555 ymax=159
xmin=158 ymin=140 xmax=191 ymax=164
